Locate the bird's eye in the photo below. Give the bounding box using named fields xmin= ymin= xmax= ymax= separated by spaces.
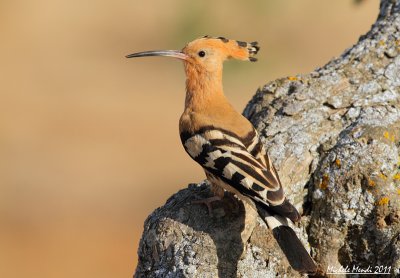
xmin=198 ymin=51 xmax=206 ymax=57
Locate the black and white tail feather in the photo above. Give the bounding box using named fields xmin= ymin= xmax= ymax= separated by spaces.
xmin=181 ymin=126 xmax=317 ymax=274
xmin=256 ymin=205 xmax=317 ymax=274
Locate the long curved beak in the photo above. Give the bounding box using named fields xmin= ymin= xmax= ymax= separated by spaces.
xmin=125 ymin=50 xmax=188 ymax=60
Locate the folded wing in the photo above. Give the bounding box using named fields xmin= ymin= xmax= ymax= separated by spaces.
xmin=181 ymin=127 xmax=300 ymax=222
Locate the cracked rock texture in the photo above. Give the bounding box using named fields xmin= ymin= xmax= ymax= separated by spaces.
xmin=135 ymin=1 xmax=400 ymax=277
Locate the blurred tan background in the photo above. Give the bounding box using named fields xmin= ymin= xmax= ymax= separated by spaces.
xmin=0 ymin=1 xmax=379 ymax=277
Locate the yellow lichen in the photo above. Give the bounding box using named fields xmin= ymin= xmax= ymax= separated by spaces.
xmin=378 ymin=40 xmax=385 ymax=46
xmin=393 ymin=173 xmax=400 ymax=180
xmin=335 ymin=159 xmax=341 ymax=168
xmin=320 ymin=174 xmax=329 ymax=190
xmin=384 ymin=131 xmax=389 ymax=139
xmin=383 ymin=131 xmax=395 ymax=142
xmin=368 ymin=179 xmax=376 ymax=187
xmin=378 ymin=173 xmax=387 ymax=180
xmin=376 ymin=196 xmax=389 ymax=206
xmin=397 ymin=189 xmax=400 ymax=195
xmin=288 ymin=76 xmax=298 ymax=81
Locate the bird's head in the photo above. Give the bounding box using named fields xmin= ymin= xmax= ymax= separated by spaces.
xmin=126 ymin=36 xmax=260 ymax=75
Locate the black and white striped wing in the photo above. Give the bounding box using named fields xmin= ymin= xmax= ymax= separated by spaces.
xmin=181 ymin=129 xmax=284 ymax=206
xmin=245 ymin=131 xmax=283 ymax=188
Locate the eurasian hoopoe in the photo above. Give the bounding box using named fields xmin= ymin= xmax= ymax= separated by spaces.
xmin=127 ymin=36 xmax=317 ymax=274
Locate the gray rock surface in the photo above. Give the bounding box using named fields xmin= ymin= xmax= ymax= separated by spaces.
xmin=135 ymin=182 xmax=304 ymax=277
xmin=135 ymin=1 xmax=400 ymax=277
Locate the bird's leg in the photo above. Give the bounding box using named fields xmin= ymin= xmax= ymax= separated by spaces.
xmin=191 ymin=195 xmax=222 ymax=215
xmin=191 ymin=182 xmax=225 ymax=215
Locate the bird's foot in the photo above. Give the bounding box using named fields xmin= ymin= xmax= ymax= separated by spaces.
xmin=191 ymin=195 xmax=222 ymax=215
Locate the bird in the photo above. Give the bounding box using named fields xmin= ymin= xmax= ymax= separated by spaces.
xmin=126 ymin=36 xmax=317 ymax=274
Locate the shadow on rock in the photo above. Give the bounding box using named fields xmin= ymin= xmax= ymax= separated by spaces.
xmin=134 ymin=182 xmax=246 ymax=277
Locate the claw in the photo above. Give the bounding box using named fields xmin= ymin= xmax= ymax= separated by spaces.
xmin=191 ymin=196 xmax=222 ymax=215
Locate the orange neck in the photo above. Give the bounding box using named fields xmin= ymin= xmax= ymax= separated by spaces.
xmin=184 ymin=63 xmax=226 ymax=112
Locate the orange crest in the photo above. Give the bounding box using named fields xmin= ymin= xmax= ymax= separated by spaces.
xmin=183 ymin=36 xmax=260 ymax=62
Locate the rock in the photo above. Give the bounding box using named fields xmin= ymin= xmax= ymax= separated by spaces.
xmin=134 ymin=183 xmax=301 ymax=278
